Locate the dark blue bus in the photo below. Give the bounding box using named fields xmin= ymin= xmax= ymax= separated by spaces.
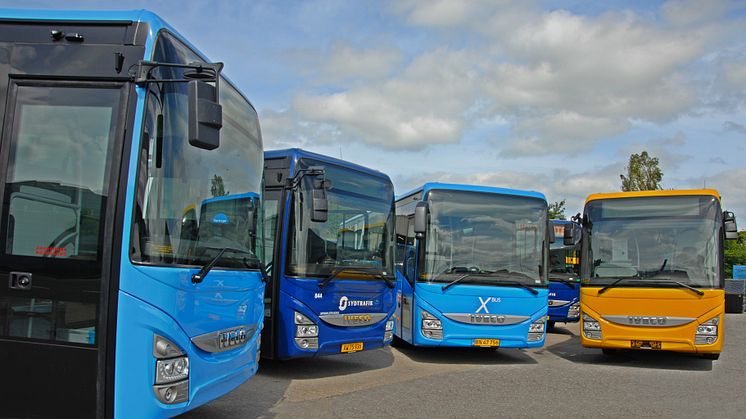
xmin=547 ymin=219 xmax=581 ymax=328
xmin=261 ymin=149 xmax=396 ymax=359
xmin=0 ymin=10 xmax=265 ymax=418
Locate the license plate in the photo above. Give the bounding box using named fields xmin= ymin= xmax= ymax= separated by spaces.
xmin=631 ymin=340 xmax=662 ymax=350
xmin=341 ymin=342 xmax=364 ymax=353
xmin=473 ymin=338 xmax=500 ymax=347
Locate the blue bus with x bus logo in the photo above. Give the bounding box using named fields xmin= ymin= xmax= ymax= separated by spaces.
xmin=394 ymin=183 xmax=550 ymax=349
xmin=261 ymin=149 xmax=396 ymax=359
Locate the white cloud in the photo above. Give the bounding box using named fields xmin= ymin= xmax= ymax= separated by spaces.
xmin=389 ymin=0 xmax=501 ymax=28
xmin=322 ymin=43 xmax=403 ymax=82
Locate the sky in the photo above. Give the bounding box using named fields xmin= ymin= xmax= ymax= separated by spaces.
xmin=5 ymin=0 xmax=746 ymax=219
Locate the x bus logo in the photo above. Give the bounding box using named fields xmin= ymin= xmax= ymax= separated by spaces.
xmin=477 ymin=297 xmax=490 ymax=314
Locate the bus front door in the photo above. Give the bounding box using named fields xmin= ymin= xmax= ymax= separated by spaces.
xmin=0 ymin=80 xmax=128 ymax=418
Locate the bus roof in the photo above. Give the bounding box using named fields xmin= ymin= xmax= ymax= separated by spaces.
xmin=264 ymin=148 xmax=392 ymax=183
xmin=585 ymin=189 xmax=721 ymax=205
xmin=397 ymin=182 xmax=546 ymax=202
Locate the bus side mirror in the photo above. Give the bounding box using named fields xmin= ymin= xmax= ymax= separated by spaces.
xmin=414 ymin=202 xmax=428 ymax=239
xmin=548 ymin=223 xmax=556 ymax=244
xmin=188 ymin=80 xmax=222 ymax=150
xmin=724 ymin=211 xmax=738 ymax=240
xmin=310 ymin=177 xmax=328 ymax=223
xmin=563 ymin=224 xmax=575 ymax=246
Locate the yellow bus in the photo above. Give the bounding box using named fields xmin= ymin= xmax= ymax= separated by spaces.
xmin=573 ymin=190 xmax=738 ymax=359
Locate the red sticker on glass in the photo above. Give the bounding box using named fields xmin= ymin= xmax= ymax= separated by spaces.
xmin=35 ymin=246 xmax=67 ymax=256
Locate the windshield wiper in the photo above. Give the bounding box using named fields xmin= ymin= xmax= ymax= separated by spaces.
xmin=192 ymin=247 xmax=262 ymax=284
xmin=318 ymin=267 xmax=395 ymax=289
xmin=597 ymin=277 xmax=638 ymax=295
xmin=441 ymin=273 xmax=475 ymax=291
xmin=643 ymin=277 xmax=705 ymax=296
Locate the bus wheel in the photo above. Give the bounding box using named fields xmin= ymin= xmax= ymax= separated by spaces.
xmin=546 ymin=321 xmax=555 ymax=330
xmin=601 ymin=348 xmax=618 ymax=356
xmin=701 ymin=353 xmax=720 ymax=360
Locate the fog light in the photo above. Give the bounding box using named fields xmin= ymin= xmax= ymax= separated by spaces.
xmin=295 ymin=337 xmax=319 ymax=349
xmin=385 ymin=320 xmax=394 ymax=331
xmin=528 ymin=318 xmax=545 ymax=342
xmin=421 ymin=310 xmax=443 ymax=340
xmin=384 ymin=330 xmax=393 ymax=341
xmin=153 ymin=380 xmax=189 ymax=404
xmin=582 ymin=313 xmax=602 ymax=340
xmin=567 ymin=303 xmax=580 ymax=318
xmin=695 ymin=316 xmax=719 ymax=345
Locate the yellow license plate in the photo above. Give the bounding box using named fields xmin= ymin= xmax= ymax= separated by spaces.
xmin=631 ymin=340 xmax=662 ymax=350
xmin=473 ymin=338 xmax=500 ymax=347
xmin=341 ymin=342 xmax=364 ymax=353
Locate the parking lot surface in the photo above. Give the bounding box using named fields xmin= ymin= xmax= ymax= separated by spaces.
xmin=185 ymin=314 xmax=746 ymax=418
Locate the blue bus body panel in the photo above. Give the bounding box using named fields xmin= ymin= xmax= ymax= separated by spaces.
xmin=547 ymin=281 xmax=580 ymax=323
xmin=266 ymin=149 xmax=396 ymax=360
xmin=412 ymin=283 xmax=547 ymax=348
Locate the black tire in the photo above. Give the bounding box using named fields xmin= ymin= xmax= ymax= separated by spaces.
xmin=701 ymin=353 xmax=720 ymax=360
xmin=547 ymin=320 xmax=555 ymax=330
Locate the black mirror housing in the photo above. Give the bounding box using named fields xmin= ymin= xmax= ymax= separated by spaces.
xmin=247 ymin=207 xmax=257 ymax=235
xmin=311 ymin=187 xmax=328 ymax=223
xmin=724 ymin=211 xmax=738 ymax=240
xmin=188 ymin=80 xmax=222 ymax=150
xmin=414 ymin=202 xmax=428 ymax=239
xmin=563 ymin=223 xmax=575 ymax=246
xmin=548 ymin=222 xmax=556 ymax=244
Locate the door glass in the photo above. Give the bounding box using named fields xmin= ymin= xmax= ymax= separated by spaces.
xmin=0 ymin=85 xmax=122 ymax=345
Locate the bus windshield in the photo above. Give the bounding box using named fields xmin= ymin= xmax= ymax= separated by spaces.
xmin=288 ymin=162 xmax=395 ymax=278
xmin=420 ymin=190 xmax=547 ymax=286
xmin=584 ymin=195 xmax=722 ymax=288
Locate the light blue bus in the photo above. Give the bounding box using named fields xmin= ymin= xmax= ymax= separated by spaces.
xmin=0 ymin=9 xmax=264 ymax=418
xmin=262 ymin=149 xmax=397 ymax=359
xmin=394 ymin=183 xmax=550 ymax=349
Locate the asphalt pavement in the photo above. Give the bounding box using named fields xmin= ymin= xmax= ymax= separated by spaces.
xmin=184 ymin=314 xmax=746 ymax=418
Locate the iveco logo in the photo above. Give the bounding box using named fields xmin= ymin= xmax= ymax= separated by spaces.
xmin=343 ymin=314 xmax=373 ymax=324
xmin=628 ymin=316 xmax=666 ymax=326
xmin=469 ymin=314 xmax=506 ymax=324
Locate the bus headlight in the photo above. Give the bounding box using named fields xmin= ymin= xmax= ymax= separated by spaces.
xmin=296 ymin=325 xmax=319 ymax=338
xmin=528 ymin=319 xmax=545 ymax=342
xmin=152 ymin=335 xmax=189 ymax=404
xmin=695 ymin=317 xmax=719 ymax=345
xmin=421 ymin=310 xmax=443 ymax=340
xmin=567 ymin=303 xmax=580 ymax=318
xmin=156 ymin=357 xmax=190 ymax=384
xmin=384 ymin=319 xmax=395 ymax=341
xmin=294 ymin=312 xmax=319 ymax=350
xmin=582 ymin=313 xmax=602 ymax=340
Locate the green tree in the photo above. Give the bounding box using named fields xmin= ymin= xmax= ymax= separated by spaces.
xmin=210 ymin=174 xmax=229 ymax=197
xmin=620 ymin=151 xmax=663 ymax=191
xmin=548 ymin=200 xmax=567 ymax=220
xmin=725 ymin=231 xmax=746 ymax=278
